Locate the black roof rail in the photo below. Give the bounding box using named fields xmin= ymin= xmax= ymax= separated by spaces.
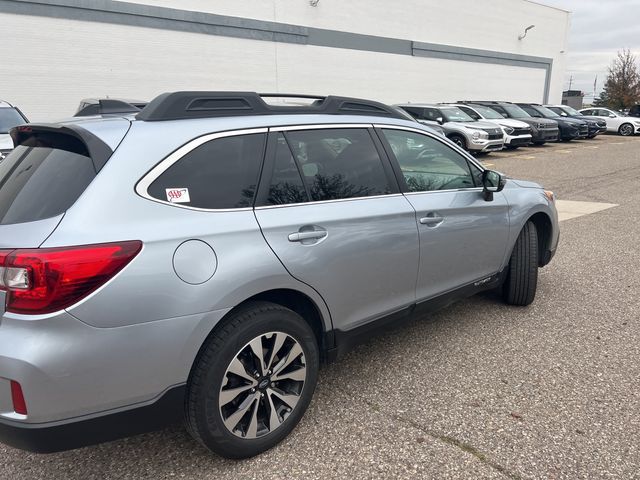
xmin=75 ymin=99 xmax=143 ymax=117
xmin=136 ymin=91 xmax=407 ymax=121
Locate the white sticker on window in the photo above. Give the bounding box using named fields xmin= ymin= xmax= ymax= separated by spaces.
xmin=165 ymin=188 xmax=191 ymax=203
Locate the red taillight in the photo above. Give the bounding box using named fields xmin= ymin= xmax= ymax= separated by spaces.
xmin=10 ymin=380 xmax=27 ymax=415
xmin=0 ymin=241 xmax=142 ymax=315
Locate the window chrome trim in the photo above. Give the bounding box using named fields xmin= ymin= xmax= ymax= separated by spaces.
xmin=135 ymin=127 xmax=268 ymax=212
xmin=373 ymin=123 xmax=487 ymax=172
xmin=269 ymin=123 xmax=372 ymax=132
xmin=403 ymin=188 xmax=484 ymax=196
xmin=254 ymin=193 xmax=404 ymax=210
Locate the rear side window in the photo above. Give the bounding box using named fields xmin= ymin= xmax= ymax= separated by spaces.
xmin=284 ymin=128 xmax=393 ymax=202
xmin=265 ymin=134 xmax=309 ymax=205
xmin=147 ymin=133 xmax=266 ymax=209
xmin=0 ymin=133 xmax=96 ymax=225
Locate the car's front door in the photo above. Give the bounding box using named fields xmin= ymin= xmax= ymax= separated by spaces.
xmin=254 ymin=126 xmax=420 ymax=332
xmin=376 ymin=126 xmax=510 ymax=301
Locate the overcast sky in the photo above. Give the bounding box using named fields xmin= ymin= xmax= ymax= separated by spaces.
xmin=538 ymin=0 xmax=640 ymax=100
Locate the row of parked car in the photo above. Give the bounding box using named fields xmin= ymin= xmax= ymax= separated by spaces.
xmin=394 ymin=101 xmax=640 ymax=154
xmin=2 ymin=98 xmax=638 ymax=161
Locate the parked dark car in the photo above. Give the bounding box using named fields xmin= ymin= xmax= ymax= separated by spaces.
xmin=517 ymin=103 xmax=588 ymax=141
xmin=629 ymin=105 xmax=640 ymax=118
xmin=545 ymin=105 xmax=606 ymax=138
xmin=460 ymin=101 xmax=559 ymax=145
xmin=74 ymin=98 xmax=147 ymax=116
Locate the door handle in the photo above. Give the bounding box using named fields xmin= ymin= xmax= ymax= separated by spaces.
xmin=288 ymin=230 xmax=328 ymax=242
xmin=419 ymin=213 xmax=444 ymax=227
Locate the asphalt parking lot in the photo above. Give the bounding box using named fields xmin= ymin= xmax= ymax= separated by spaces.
xmin=2 ymin=134 xmax=639 ymax=480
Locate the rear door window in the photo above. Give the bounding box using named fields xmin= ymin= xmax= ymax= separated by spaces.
xmin=0 ymin=133 xmax=96 ymax=225
xmin=147 ymin=133 xmax=266 ymax=209
xmin=283 ymin=128 xmax=394 ymax=201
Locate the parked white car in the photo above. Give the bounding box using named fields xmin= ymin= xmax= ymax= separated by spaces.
xmin=579 ymin=107 xmax=640 ymax=136
xmin=447 ymin=103 xmax=533 ymax=148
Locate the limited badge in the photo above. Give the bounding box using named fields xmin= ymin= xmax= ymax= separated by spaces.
xmin=165 ymin=188 xmax=191 ymax=203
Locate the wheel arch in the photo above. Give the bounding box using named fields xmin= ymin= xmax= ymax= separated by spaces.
xmin=200 ymin=288 xmax=332 ymax=363
xmin=527 ymin=211 xmax=553 ymax=266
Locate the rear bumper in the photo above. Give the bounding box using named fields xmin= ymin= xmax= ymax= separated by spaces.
xmin=0 ymin=308 xmax=228 ymax=425
xmin=0 ymin=386 xmax=184 ymax=453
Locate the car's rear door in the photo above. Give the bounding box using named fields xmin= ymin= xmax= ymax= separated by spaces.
xmin=376 ymin=125 xmax=510 ymax=301
xmin=254 ymin=125 xmax=419 ymax=332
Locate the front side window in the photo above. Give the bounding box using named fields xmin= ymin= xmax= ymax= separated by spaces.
xmin=520 ymin=105 xmax=542 ymax=118
xmin=147 ymin=133 xmax=265 ymax=209
xmin=440 ymin=107 xmax=475 ymax=122
xmin=458 ymin=106 xmax=481 ymax=120
xmin=382 ymin=129 xmax=476 ymax=192
xmin=284 ymin=128 xmax=393 ymax=202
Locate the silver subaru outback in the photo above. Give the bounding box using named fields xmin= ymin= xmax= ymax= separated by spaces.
xmin=0 ymin=92 xmax=559 ymax=458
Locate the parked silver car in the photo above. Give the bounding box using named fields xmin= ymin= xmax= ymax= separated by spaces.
xmin=447 ymin=103 xmax=533 ymax=148
xmin=396 ymin=104 xmax=505 ymax=153
xmin=0 ymin=92 xmax=559 ymax=458
xmin=0 ymin=100 xmax=28 ymax=161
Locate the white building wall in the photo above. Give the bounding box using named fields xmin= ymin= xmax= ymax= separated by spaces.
xmin=0 ymin=0 xmax=569 ymax=121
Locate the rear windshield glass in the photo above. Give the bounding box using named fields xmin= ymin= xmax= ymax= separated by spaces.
xmin=0 ymin=133 xmax=96 ymax=225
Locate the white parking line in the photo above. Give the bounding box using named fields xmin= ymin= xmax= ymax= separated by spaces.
xmin=555 ymin=200 xmax=618 ymax=221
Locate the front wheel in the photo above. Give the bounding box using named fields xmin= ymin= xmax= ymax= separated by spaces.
xmin=503 ymin=221 xmax=538 ymax=306
xmin=185 ymin=301 xmax=319 ymax=458
xmin=449 ymin=134 xmax=467 ymax=150
xmin=618 ymin=123 xmax=634 ymax=136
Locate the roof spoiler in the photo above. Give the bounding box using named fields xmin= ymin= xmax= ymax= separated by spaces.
xmin=10 ymin=124 xmax=113 ymax=172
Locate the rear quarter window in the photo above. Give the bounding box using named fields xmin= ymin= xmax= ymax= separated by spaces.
xmin=146 ymin=133 xmax=266 ymax=209
xmin=0 ymin=133 xmax=96 ymax=225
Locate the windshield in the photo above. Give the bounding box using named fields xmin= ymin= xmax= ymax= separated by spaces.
xmin=0 ymin=108 xmax=26 ymax=134
xmin=561 ymin=106 xmax=580 ymax=115
xmin=501 ymin=104 xmax=531 ymax=118
xmin=471 ymin=105 xmax=504 ymax=119
xmin=535 ymin=106 xmax=559 ymax=117
xmin=441 ymin=107 xmax=475 ymax=122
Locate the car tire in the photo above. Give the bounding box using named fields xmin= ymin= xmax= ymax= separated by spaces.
xmin=449 ymin=134 xmax=467 ymax=150
xmin=532 ymin=141 xmax=545 ymax=146
xmin=503 ymin=221 xmax=538 ymax=306
xmin=505 ymin=145 xmax=519 ymax=150
xmin=618 ymin=123 xmax=634 ymax=136
xmin=185 ymin=301 xmax=319 ymax=459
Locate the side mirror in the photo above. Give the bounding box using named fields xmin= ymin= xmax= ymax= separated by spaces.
xmin=482 ymin=170 xmax=506 ymax=201
xmin=609 ymin=114 xmax=616 ymax=118
xmin=436 ymin=117 xmax=444 ymax=125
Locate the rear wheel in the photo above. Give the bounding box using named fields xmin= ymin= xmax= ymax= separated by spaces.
xmin=618 ymin=123 xmax=634 ymax=136
xmin=503 ymin=221 xmax=538 ymax=306
xmin=185 ymin=301 xmax=319 ymax=458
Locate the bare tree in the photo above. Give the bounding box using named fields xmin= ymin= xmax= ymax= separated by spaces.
xmin=595 ymin=49 xmax=640 ymax=109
